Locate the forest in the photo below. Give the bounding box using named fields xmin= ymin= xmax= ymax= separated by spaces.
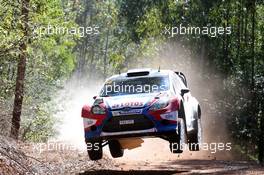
xmin=0 ymin=0 xmax=264 ymax=165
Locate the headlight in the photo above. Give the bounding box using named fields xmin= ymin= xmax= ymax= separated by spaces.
xmin=83 ymin=118 xmax=97 ymax=128
xmin=91 ymin=105 xmax=106 ymax=114
xmin=149 ymin=99 xmax=169 ymax=111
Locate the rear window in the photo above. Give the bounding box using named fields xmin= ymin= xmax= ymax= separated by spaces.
xmin=100 ymin=76 xmax=169 ymax=97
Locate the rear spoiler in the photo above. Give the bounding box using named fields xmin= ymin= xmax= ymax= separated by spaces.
xmin=175 ymin=71 xmax=187 ymax=87
xmin=127 ymin=69 xmax=150 ymax=77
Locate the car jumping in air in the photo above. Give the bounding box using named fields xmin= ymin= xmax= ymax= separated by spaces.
xmin=81 ymin=68 xmax=202 ymax=160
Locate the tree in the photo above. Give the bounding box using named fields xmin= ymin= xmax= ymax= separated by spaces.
xmin=4 ymin=0 xmax=77 ymax=140
xmin=10 ymin=0 xmax=30 ymax=140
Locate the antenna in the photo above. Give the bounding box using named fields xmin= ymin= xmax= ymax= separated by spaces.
xmin=158 ymin=66 xmax=160 ymax=72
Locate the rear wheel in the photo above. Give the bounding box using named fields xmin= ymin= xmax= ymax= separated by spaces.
xmin=169 ymin=118 xmax=186 ymax=153
xmin=108 ymin=140 xmax=124 ymax=158
xmin=86 ymin=140 xmax=103 ymax=160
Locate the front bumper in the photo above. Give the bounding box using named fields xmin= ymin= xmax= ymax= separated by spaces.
xmin=84 ymin=122 xmax=178 ymax=140
xmin=83 ymin=108 xmax=179 ymax=140
xmin=85 ymin=129 xmax=178 ymax=142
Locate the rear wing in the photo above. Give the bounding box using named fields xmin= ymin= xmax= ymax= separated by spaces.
xmin=126 ymin=69 xmax=151 ymax=77
xmin=175 ymin=71 xmax=187 ymax=87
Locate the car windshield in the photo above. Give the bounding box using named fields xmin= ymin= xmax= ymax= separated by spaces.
xmin=100 ymin=76 xmax=169 ymax=97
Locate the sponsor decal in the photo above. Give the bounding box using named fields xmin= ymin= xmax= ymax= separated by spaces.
xmin=111 ymin=101 xmax=144 ymax=109
xmin=112 ymin=109 xmax=143 ymax=116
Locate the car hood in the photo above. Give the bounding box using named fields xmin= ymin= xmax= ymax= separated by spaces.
xmin=103 ymin=92 xmax=168 ymax=110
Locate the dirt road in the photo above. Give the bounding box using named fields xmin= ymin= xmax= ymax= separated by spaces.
xmin=80 ymin=159 xmax=263 ymax=175
xmin=79 ymin=139 xmax=263 ymax=175
xmin=12 ymin=138 xmax=262 ymax=175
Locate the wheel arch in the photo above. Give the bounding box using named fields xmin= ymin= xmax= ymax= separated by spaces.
xmin=197 ymin=104 xmax=201 ymax=119
xmin=179 ymin=100 xmax=188 ymax=135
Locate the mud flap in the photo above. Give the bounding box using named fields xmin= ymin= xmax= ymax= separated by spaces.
xmin=170 ymin=118 xmax=187 ymax=153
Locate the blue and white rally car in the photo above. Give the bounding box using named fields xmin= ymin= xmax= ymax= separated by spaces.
xmin=81 ymin=69 xmax=202 ymax=160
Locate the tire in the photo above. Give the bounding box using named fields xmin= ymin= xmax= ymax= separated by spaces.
xmin=86 ymin=140 xmax=103 ymax=160
xmin=188 ymin=118 xmax=202 ymax=151
xmin=108 ymin=140 xmax=124 ymax=158
xmin=169 ymin=118 xmax=186 ymax=153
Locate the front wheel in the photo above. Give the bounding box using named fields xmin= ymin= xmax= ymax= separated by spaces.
xmin=86 ymin=140 xmax=103 ymax=160
xmin=108 ymin=140 xmax=124 ymax=158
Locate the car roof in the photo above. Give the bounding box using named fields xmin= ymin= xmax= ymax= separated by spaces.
xmin=106 ymin=69 xmax=173 ymax=81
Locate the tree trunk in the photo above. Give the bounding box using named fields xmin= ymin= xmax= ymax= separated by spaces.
xmin=250 ymin=0 xmax=255 ymax=89
xmin=10 ymin=0 xmax=30 ymax=140
xmin=199 ymin=39 xmax=206 ymax=72
xmin=244 ymin=7 xmax=248 ymax=48
xmin=259 ymin=108 xmax=264 ymax=163
xmin=236 ymin=0 xmax=242 ymax=61
xmin=103 ymin=28 xmax=109 ymax=78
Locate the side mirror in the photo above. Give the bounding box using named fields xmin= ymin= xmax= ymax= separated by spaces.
xmin=93 ymin=95 xmax=97 ymax=100
xmin=181 ymin=88 xmax=190 ymax=96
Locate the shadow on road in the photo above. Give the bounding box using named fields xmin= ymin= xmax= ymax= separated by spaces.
xmin=79 ymin=170 xmax=188 ymax=175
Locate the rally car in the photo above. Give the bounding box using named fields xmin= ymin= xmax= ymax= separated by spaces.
xmin=81 ymin=69 xmax=202 ymax=160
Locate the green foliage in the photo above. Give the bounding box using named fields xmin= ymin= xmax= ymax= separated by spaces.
xmin=109 ymin=53 xmax=125 ymax=72
xmin=0 ymin=0 xmax=77 ymax=142
xmin=21 ymin=104 xmax=58 ymax=142
xmin=0 ymin=0 xmax=264 ymax=161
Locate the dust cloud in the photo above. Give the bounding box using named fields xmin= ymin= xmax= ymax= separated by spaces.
xmin=53 ymin=42 xmax=234 ymax=162
xmin=118 ymin=42 xmax=234 ymax=161
xmin=53 ymin=74 xmax=104 ymax=151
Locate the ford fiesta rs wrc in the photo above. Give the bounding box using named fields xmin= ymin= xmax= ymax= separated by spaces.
xmin=81 ymin=69 xmax=202 ymax=160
